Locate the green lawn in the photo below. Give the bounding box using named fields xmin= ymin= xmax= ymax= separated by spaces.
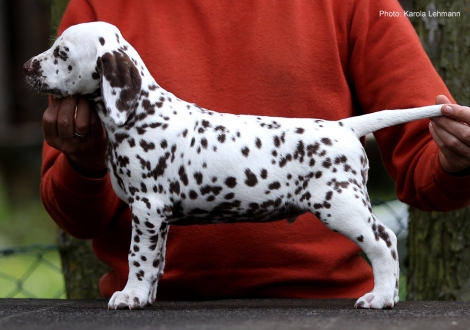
xmin=0 ymin=247 xmax=65 ymax=298
xmin=0 ymin=176 xmax=65 ymax=298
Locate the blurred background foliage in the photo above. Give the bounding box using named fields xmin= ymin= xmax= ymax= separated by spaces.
xmin=0 ymin=0 xmax=51 ymax=247
xmin=0 ymin=0 xmax=62 ymax=298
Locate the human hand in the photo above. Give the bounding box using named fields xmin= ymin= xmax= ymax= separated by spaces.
xmin=43 ymin=96 xmax=108 ymax=178
xmin=429 ymin=95 xmax=470 ymax=174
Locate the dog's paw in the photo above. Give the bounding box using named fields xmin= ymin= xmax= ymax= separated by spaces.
xmin=108 ymin=290 xmax=149 ymax=310
xmin=354 ymin=292 xmax=396 ymax=309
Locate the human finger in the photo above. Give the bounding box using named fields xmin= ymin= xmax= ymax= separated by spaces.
xmin=430 ymin=119 xmax=470 ymax=153
xmin=74 ymin=97 xmax=91 ymax=138
xmin=57 ymin=95 xmax=79 ymax=139
xmin=429 ymin=121 xmax=470 ymax=172
xmin=435 ymin=94 xmax=451 ymax=105
xmin=430 ymin=110 xmax=470 ymax=148
xmin=43 ymin=97 xmax=61 ymax=141
xmin=437 ymin=103 xmax=470 ymax=126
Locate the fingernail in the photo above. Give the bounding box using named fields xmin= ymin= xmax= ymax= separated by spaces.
xmin=443 ymin=105 xmax=453 ymax=114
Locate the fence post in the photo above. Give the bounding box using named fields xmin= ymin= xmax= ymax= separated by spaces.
xmin=51 ymin=0 xmax=110 ymax=299
xmin=408 ymin=0 xmax=470 ymax=300
xmin=58 ymin=231 xmax=110 ymax=299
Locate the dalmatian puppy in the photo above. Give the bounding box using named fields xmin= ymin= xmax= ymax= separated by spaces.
xmin=24 ymin=22 xmax=445 ymax=310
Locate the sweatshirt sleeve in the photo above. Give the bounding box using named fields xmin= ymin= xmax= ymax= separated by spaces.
xmin=348 ymin=0 xmax=470 ymax=211
xmin=40 ymin=0 xmax=128 ymax=239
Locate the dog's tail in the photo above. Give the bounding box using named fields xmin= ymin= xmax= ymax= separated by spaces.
xmin=340 ymin=105 xmax=443 ymax=138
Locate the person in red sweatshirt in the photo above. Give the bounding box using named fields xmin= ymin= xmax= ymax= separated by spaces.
xmin=41 ymin=0 xmax=470 ymax=300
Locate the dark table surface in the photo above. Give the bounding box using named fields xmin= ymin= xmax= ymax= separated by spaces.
xmin=1 ymin=298 xmax=470 ymax=330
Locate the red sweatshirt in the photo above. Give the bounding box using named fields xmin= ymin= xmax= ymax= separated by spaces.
xmin=41 ymin=0 xmax=470 ymax=300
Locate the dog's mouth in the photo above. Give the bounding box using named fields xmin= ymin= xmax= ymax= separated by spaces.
xmin=25 ymin=76 xmax=65 ymax=98
xmin=23 ymin=58 xmax=65 ymax=98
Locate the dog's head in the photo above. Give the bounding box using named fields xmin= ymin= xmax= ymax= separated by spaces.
xmin=24 ymin=21 xmax=142 ymax=126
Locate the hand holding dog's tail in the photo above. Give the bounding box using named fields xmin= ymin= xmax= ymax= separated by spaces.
xmin=342 ymin=105 xmax=443 ymax=138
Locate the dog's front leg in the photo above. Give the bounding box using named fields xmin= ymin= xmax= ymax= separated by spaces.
xmin=108 ymin=200 xmax=170 ymax=310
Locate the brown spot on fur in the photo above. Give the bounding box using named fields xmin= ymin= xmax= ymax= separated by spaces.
xmin=245 ymin=169 xmax=258 ymax=187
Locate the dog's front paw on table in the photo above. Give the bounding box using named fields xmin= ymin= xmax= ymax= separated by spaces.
xmin=354 ymin=291 xmax=397 ymax=309
xmin=108 ymin=290 xmax=150 ymax=310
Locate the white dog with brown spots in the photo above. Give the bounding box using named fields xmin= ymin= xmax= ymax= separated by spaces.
xmin=25 ymin=22 xmax=445 ymax=310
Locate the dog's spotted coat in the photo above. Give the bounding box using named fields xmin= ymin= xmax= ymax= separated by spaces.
xmin=24 ymin=22 xmax=444 ymax=310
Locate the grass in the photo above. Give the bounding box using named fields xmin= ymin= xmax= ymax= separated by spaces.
xmin=399 ymin=274 xmax=407 ymax=302
xmin=0 ymin=198 xmax=59 ymax=250
xmin=0 ymin=248 xmax=65 ymax=298
xmin=0 ymin=173 xmax=65 ymax=298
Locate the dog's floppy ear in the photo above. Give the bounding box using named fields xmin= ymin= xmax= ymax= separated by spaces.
xmin=96 ymin=49 xmax=142 ymax=126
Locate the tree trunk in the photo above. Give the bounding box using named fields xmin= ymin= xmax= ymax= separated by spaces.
xmin=51 ymin=0 xmax=110 ymax=299
xmin=58 ymin=231 xmax=110 ymax=299
xmin=408 ymin=0 xmax=470 ymax=301
xmin=408 ymin=208 xmax=470 ymax=300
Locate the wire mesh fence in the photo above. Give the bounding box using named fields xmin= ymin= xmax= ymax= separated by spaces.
xmin=0 ymin=244 xmax=65 ymax=298
xmin=0 ymin=199 xmax=408 ymax=299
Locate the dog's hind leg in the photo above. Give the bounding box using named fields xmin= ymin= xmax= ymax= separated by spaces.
xmin=309 ymin=185 xmax=399 ymax=309
xmin=351 ymin=213 xmax=399 ymax=309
